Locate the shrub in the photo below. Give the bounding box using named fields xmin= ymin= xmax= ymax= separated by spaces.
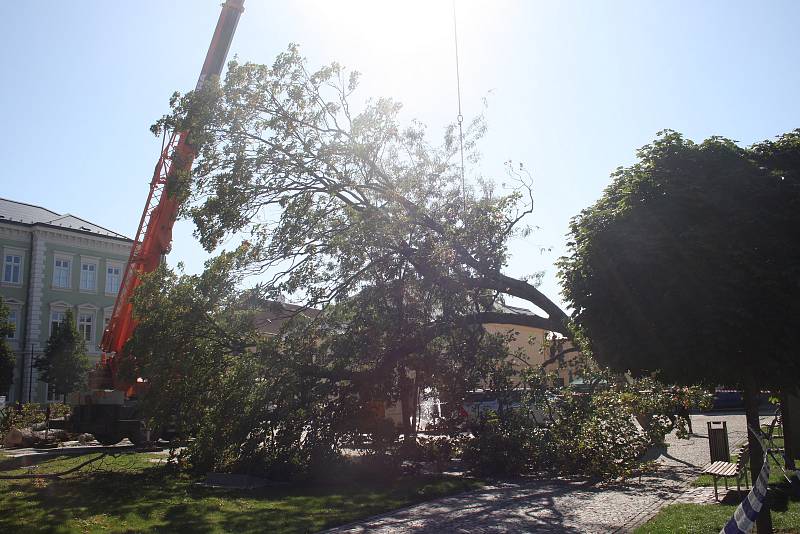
xmin=550 ymin=389 xmax=649 ymax=479
xmin=418 ymin=435 xmax=458 ymax=472
xmin=462 ymin=410 xmax=552 ymax=476
xmin=460 ymin=369 xmax=711 ymax=480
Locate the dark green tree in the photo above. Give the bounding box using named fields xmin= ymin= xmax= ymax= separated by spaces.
xmin=0 ymin=297 xmax=16 ymax=396
xmin=559 ymin=130 xmax=800 ymax=533
xmin=121 ymin=258 xmax=259 ymax=450
xmin=36 ymin=310 xmax=90 ymax=399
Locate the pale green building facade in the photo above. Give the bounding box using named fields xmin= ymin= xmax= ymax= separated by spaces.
xmin=0 ymin=197 xmax=132 ymax=403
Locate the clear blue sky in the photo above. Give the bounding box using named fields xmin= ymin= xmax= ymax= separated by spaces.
xmin=2 ymin=1 xmax=798 ymax=311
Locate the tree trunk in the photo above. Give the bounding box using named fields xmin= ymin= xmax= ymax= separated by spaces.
xmin=399 ymin=375 xmax=414 ymax=444
xmin=410 ymin=382 xmax=418 ymax=439
xmin=744 ymin=380 xmax=772 ymax=534
xmin=410 ymin=373 xmax=423 ymax=438
xmin=779 ymin=391 xmax=798 ymax=491
xmin=44 ymin=403 xmax=51 ymax=441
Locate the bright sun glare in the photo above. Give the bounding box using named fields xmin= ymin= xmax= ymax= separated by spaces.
xmin=299 ymin=1 xmax=477 ymax=87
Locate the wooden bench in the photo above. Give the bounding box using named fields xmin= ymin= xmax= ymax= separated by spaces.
xmin=701 ymin=444 xmax=750 ymax=501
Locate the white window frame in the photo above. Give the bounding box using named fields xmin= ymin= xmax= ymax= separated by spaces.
xmin=49 ymin=301 xmax=71 ymax=337
xmin=79 ymin=256 xmax=99 ymax=293
xmin=103 ymin=307 xmax=113 ymax=336
xmin=50 ymin=310 xmax=67 ymax=336
xmin=2 ymin=247 xmax=25 ymax=285
xmin=105 ymin=260 xmax=123 ymax=296
xmin=52 ymin=253 xmax=73 ymax=290
xmin=46 ymin=383 xmax=59 ymax=402
xmin=7 ymin=308 xmax=18 ymax=340
xmin=77 ymin=310 xmax=95 ymax=344
xmin=4 ymin=300 xmax=22 ymax=342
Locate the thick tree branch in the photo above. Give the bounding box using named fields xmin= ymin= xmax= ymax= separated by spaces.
xmin=0 ymin=453 xmax=108 ymax=480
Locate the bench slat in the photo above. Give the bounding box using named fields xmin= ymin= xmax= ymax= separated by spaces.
xmin=702 ymin=461 xmax=740 ymax=477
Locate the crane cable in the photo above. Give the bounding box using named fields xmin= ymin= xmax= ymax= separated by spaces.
xmin=452 ymin=0 xmax=466 ymax=212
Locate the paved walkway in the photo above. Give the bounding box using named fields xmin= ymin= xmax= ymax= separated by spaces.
xmin=1 ymin=440 xmax=136 ymax=459
xmin=326 ymin=413 xmax=770 ymax=533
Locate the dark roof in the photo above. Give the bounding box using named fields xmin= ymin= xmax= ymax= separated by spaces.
xmin=494 ymin=303 xmax=536 ymax=316
xmin=0 ymin=197 xmax=131 ymax=240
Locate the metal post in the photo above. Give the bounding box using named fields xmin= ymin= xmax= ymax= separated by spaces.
xmin=27 ymin=342 xmax=34 ymax=402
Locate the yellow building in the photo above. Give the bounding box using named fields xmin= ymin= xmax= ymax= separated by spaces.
xmin=483 ymin=304 xmax=582 ymax=386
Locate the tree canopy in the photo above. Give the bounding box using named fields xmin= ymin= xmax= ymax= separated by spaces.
xmin=128 ymin=43 xmax=584 ymax=478
xmin=126 ymin=48 xmax=717 ymax=482
xmin=153 ymin=44 xmax=568 ymax=337
xmin=36 ymin=310 xmax=90 ymax=398
xmin=0 ymin=298 xmax=15 ymax=395
xmin=127 ymin=260 xmax=705 ymax=481
xmin=558 ymin=129 xmax=800 ymax=391
xmin=125 ymin=258 xmax=514 ymax=477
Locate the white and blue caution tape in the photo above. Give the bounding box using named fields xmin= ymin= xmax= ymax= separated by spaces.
xmin=720 ymin=429 xmax=770 ymax=534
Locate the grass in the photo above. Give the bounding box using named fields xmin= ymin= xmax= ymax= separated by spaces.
xmin=0 ymin=452 xmax=483 ymax=533
xmin=635 ymin=490 xmax=800 ymax=533
xmin=639 ymin=426 xmax=800 ymax=533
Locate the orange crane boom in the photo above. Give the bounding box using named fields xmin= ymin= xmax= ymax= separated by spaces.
xmin=101 ymin=0 xmax=245 ymax=383
xmin=64 ymin=1 xmax=246 ymax=445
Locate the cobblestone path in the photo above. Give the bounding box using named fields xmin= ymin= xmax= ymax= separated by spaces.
xmin=326 ymin=413 xmax=770 ymax=533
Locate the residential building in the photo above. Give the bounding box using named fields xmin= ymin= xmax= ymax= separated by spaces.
xmin=0 ymin=197 xmax=132 ymax=403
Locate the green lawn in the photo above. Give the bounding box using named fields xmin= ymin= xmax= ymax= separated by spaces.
xmin=0 ymin=452 xmax=483 ymax=533
xmin=640 ymin=427 xmax=800 ymax=533
xmin=635 ymin=491 xmax=800 ymax=533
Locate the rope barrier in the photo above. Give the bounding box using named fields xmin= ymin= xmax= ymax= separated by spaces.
xmin=720 ymin=427 xmax=769 ymax=533
xmin=719 ymin=426 xmax=771 ymax=534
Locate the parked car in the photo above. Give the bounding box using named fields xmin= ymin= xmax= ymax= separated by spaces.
xmin=710 ymin=389 xmax=743 ymax=411
xmin=708 ymin=389 xmax=773 ymax=411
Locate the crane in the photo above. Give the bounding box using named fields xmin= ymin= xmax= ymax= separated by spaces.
xmin=68 ymin=0 xmax=245 ymax=445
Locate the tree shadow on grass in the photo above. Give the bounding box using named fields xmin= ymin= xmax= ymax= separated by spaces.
xmin=1 ymin=463 xmax=480 ymax=534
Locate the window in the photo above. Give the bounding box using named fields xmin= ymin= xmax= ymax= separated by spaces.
xmin=105 ymin=262 xmax=122 ymax=294
xmin=50 ymin=309 xmax=66 ymax=335
xmin=53 ymin=256 xmax=71 ymax=289
xmin=78 ymin=312 xmax=93 ymax=343
xmin=6 ymin=308 xmax=18 ymax=340
xmin=3 ymin=253 xmax=22 ymax=284
xmin=80 ymin=261 xmax=97 ymax=291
